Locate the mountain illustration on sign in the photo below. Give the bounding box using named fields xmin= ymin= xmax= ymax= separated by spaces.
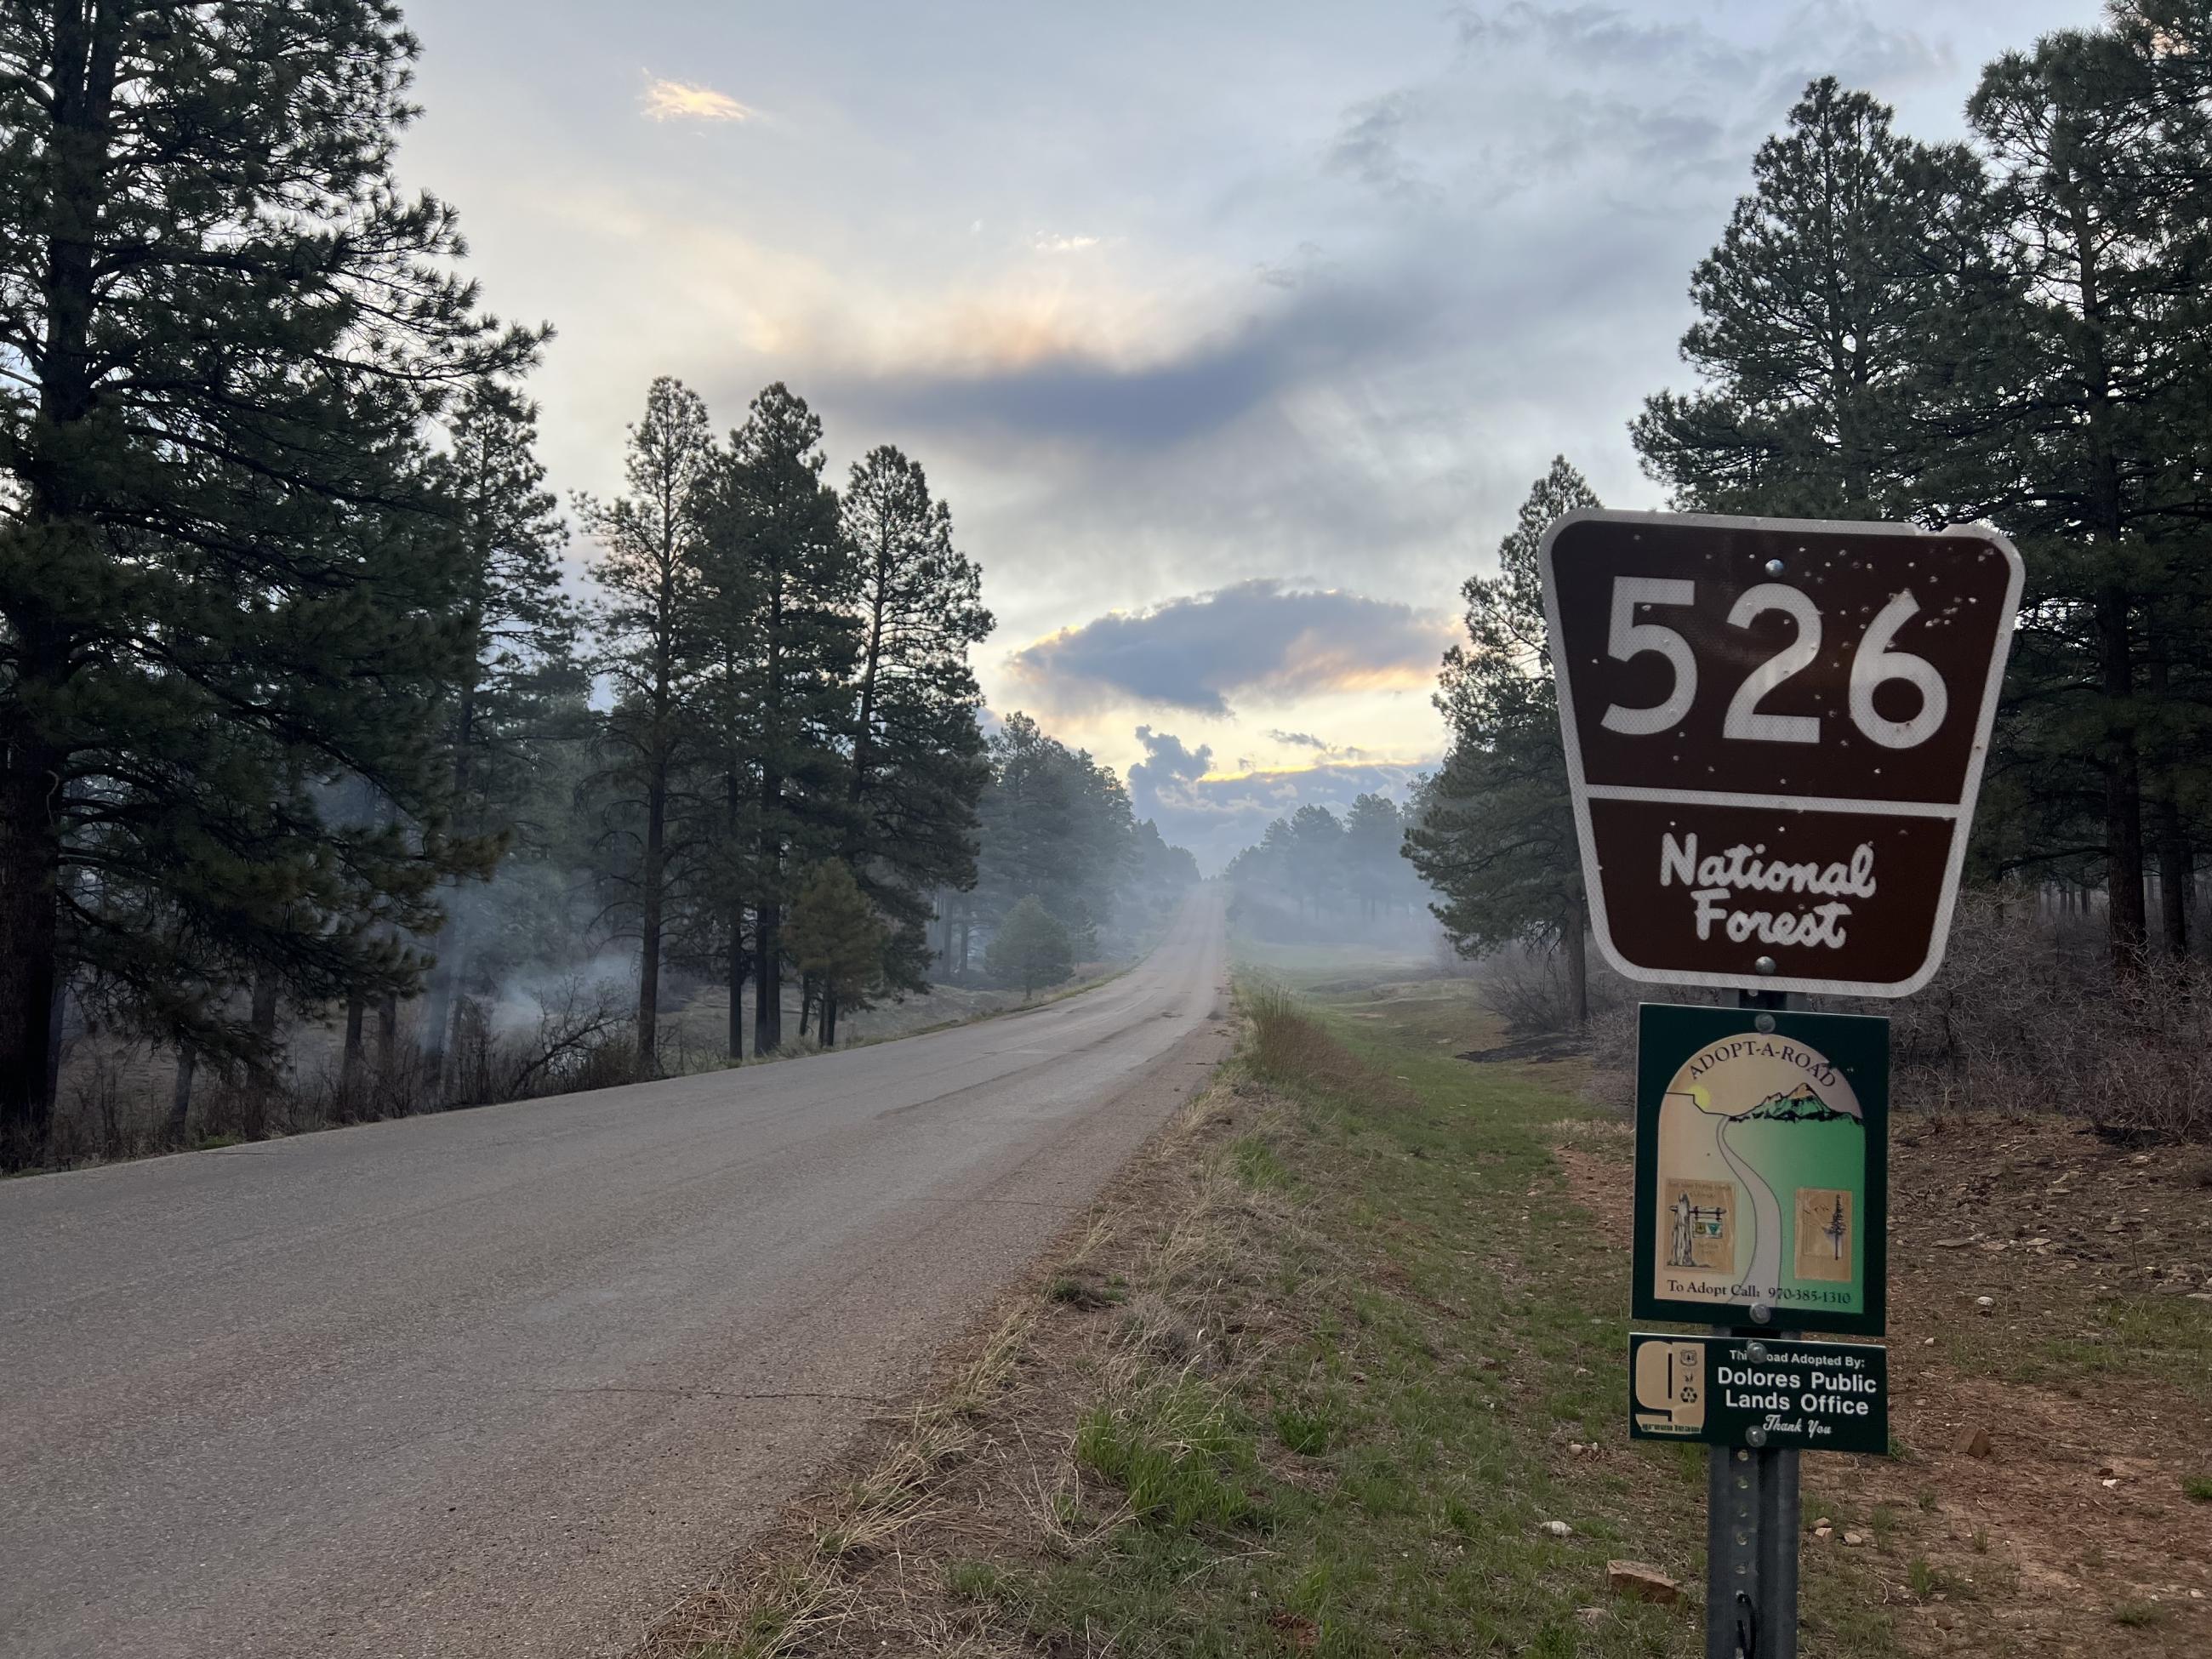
xmin=1732 ymin=1083 xmax=1858 ymax=1124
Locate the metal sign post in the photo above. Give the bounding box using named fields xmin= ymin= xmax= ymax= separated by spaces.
xmin=1709 ymin=1429 xmax=1799 ymax=1659
xmin=1712 ymin=984 xmax=1797 ymax=1659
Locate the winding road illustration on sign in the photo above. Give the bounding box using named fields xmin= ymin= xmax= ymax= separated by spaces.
xmin=1654 ymin=1034 xmax=1866 ymax=1317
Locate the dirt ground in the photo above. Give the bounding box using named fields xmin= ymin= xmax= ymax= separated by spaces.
xmin=1559 ymin=1107 xmax=2212 ymax=1657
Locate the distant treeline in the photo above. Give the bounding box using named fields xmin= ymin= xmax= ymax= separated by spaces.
xmin=0 ymin=7 xmax=1195 ymax=1166
xmin=1220 ymin=795 xmax=1429 ymax=941
xmin=1415 ymin=9 xmax=2212 ymax=1019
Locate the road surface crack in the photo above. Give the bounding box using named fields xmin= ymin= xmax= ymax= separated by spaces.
xmin=532 ymin=1386 xmax=891 ymax=1403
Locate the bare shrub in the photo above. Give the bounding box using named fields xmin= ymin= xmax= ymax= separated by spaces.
xmin=1873 ymin=891 xmax=2212 ymax=1141
xmin=48 ymin=1051 xmax=137 ymax=1165
xmin=1469 ymin=937 xmax=1635 ymax=1040
xmin=495 ymin=972 xmax=633 ymax=1099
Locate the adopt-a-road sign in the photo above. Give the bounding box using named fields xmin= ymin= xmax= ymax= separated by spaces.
xmin=1628 ymin=1332 xmax=1889 ymax=1455
xmin=1542 ymin=510 xmax=2021 ymax=997
xmin=1634 ymin=1003 xmax=1888 ymax=1337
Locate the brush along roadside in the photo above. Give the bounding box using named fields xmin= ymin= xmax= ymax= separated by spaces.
xmin=630 ymin=973 xmax=1909 ymax=1658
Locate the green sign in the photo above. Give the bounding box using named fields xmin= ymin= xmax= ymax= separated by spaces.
xmin=1633 ymin=1003 xmax=1888 ymax=1337
xmin=1628 ymin=1332 xmax=1890 ymax=1454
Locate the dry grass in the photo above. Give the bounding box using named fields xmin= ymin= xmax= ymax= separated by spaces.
xmin=1243 ymin=976 xmax=1420 ymax=1113
xmin=635 ymin=1294 xmax=1043 ymax=1659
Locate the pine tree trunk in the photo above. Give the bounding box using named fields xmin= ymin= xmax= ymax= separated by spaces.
xmin=420 ymin=942 xmax=464 ymax=1100
xmin=637 ymin=761 xmax=667 ymax=1077
xmin=251 ymin=970 xmax=279 ymax=1041
xmin=798 ymin=972 xmax=815 ymax=1038
xmin=822 ymin=987 xmax=840 ymax=1048
xmin=376 ymin=992 xmax=396 ymax=1071
xmin=726 ymin=924 xmax=747 ymax=1063
xmin=425 ymin=676 xmax=477 ymax=1092
xmin=726 ymin=758 xmax=746 ymax=1061
xmin=2158 ymin=794 xmax=2190 ymax=960
xmin=0 ymin=735 xmax=62 ymax=1160
xmin=1565 ymin=903 xmax=1590 ymax=1025
xmin=2096 ymin=594 xmax=2147 ymax=974
xmin=342 ymin=990 xmax=366 ymax=1099
xmin=2073 ymin=212 xmax=2146 ymax=976
xmin=755 ymin=898 xmax=782 ymax=1055
xmin=755 ymin=755 xmax=784 ymax=1058
xmin=168 ymin=1047 xmax=197 ymax=1135
xmin=2144 ymin=627 xmax=2190 ymax=962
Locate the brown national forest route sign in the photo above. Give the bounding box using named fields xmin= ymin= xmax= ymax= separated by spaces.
xmin=1542 ymin=509 xmax=2022 ymax=997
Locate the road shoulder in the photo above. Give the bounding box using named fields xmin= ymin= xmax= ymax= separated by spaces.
xmin=624 ymin=1011 xmax=1235 ymax=1656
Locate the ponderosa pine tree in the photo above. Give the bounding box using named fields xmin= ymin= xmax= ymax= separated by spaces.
xmin=1285 ymin=803 xmax=1344 ymax=916
xmin=579 ymin=378 xmax=716 ymax=1076
xmin=834 ymin=445 xmax=991 ymax=1025
xmin=1342 ymin=793 xmax=1409 ymax=920
xmin=988 ymin=894 xmax=1074 ymax=999
xmin=703 ymin=385 xmax=857 ymax=1057
xmin=0 ymin=2 xmax=542 ymax=1156
xmin=1129 ymin=818 xmax=1200 ymax=897
xmin=1406 ymin=459 xmax=1599 ymax=1021
xmin=784 ymin=858 xmax=885 ymax=1046
xmin=973 ymin=714 xmax=1134 ymax=958
xmin=1632 ymin=77 xmax=1998 ymax=522
xmin=1955 ymin=23 xmax=2212 ymax=968
xmin=419 ymin=385 xmax=582 ymax=1088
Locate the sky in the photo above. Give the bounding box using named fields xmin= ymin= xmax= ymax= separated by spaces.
xmin=396 ymin=0 xmax=2105 ymax=871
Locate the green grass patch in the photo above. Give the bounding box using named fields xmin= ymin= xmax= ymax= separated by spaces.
xmin=1072 ymin=1379 xmax=1270 ymax=1533
xmin=1273 ymin=1401 xmax=1341 ymax=1457
xmin=1993 ymin=1294 xmax=2212 ymax=1411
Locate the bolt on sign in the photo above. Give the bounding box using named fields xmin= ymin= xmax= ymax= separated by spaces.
xmin=1628 ymin=1332 xmax=1888 ymax=1456
xmin=1635 ymin=1003 xmax=1888 ymax=1337
xmin=1541 ymin=510 xmax=2023 ymax=996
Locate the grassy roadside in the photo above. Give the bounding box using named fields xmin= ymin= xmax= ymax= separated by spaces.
xmin=636 ymin=957 xmax=2211 ymax=1658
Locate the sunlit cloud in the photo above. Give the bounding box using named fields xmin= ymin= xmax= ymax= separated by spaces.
xmin=641 ymin=77 xmax=758 ymax=123
xmin=1032 ymin=231 xmax=1102 ymax=253
xmin=1004 ymin=580 xmax=1456 ymax=716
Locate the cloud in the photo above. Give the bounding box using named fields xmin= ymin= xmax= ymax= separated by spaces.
xmin=1126 ymin=725 xmax=1215 ymax=819
xmin=1032 ymin=232 xmax=1103 ymax=254
xmin=1268 ymin=730 xmax=1326 ymax=749
xmin=1327 ymin=89 xmax=1442 ymax=205
xmin=836 ymin=271 xmax=1437 ymax=453
xmin=641 ymin=77 xmax=757 ymax=123
xmin=1447 ymin=3 xmax=1949 ymax=93
xmin=1006 ymin=580 xmax=1454 ymax=716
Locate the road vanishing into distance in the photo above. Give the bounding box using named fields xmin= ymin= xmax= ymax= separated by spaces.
xmin=2 ymin=894 xmax=1230 ymax=1659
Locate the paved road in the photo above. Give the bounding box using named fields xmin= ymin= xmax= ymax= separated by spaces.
xmin=1 ymin=893 xmax=1230 ymax=1658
